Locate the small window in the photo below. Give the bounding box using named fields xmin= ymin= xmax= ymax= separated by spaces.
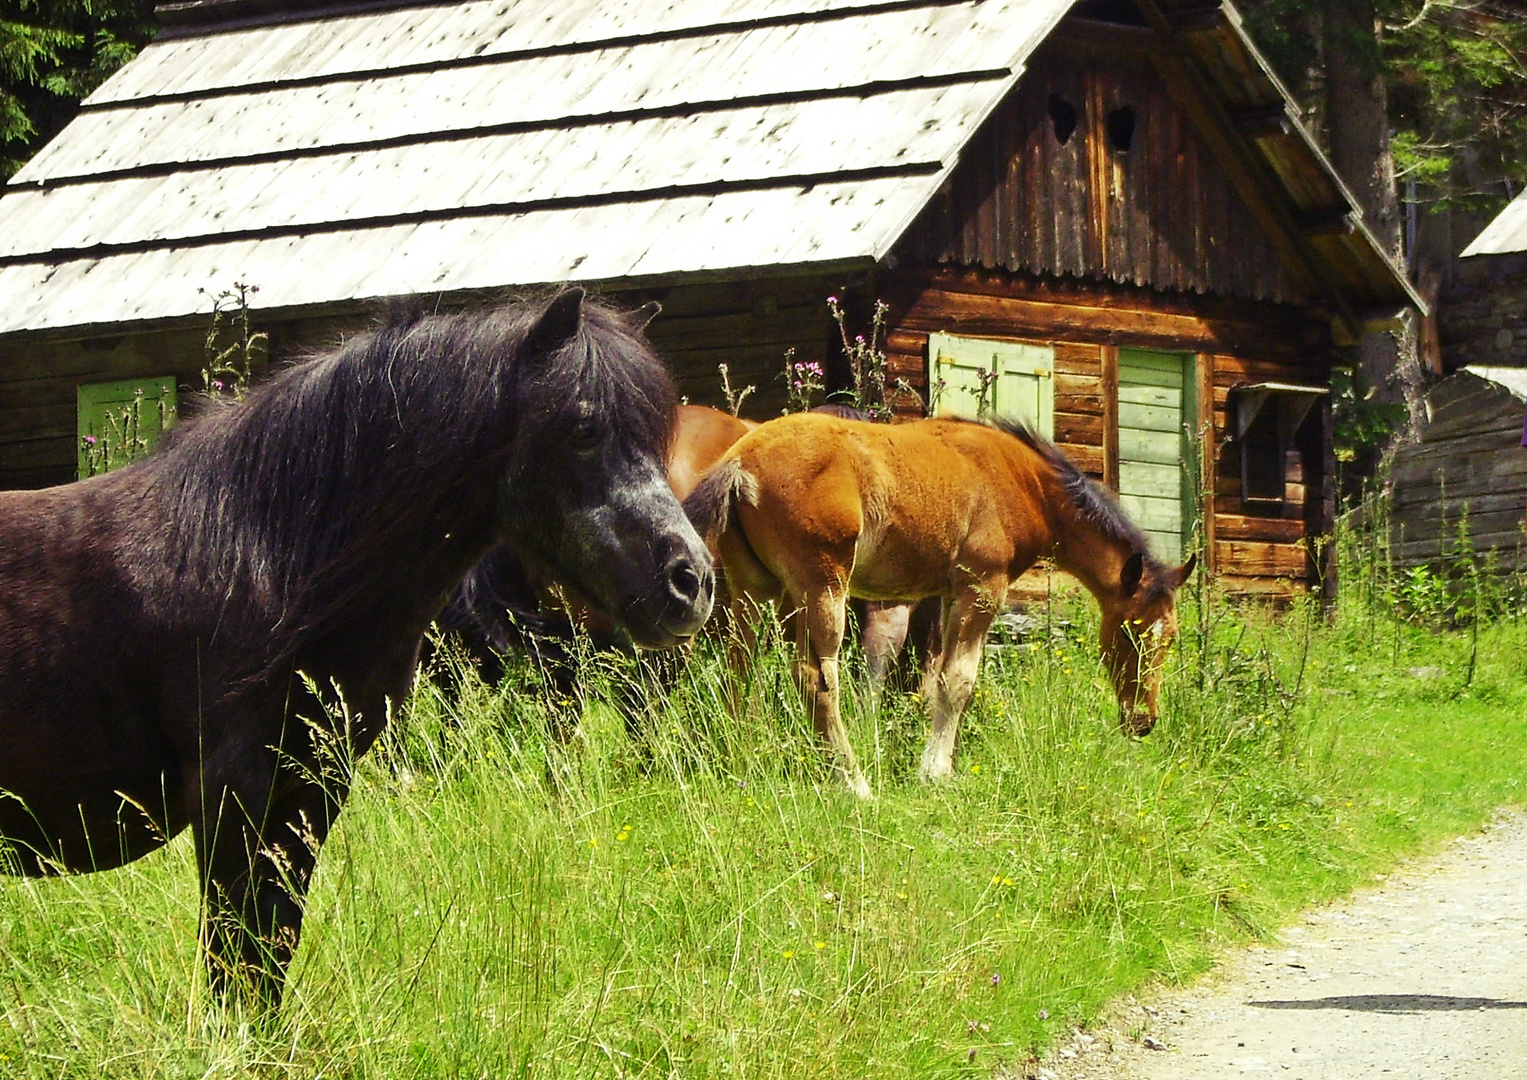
xmin=1048 ymin=94 xmax=1078 ymax=146
xmin=1229 ymin=384 xmax=1326 ymax=511
xmin=78 ymin=376 xmax=178 ymax=478
xmin=928 ymin=332 xmax=1055 ymax=438
xmin=1106 ymin=105 xmax=1136 ymax=152
xmin=1240 ymin=406 xmax=1284 ymax=505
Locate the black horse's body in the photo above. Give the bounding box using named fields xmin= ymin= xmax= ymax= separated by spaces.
xmin=0 ymin=289 xmax=712 ymax=1004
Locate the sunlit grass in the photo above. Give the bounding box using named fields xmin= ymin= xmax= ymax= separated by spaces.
xmin=3 ymin=566 xmax=1526 ymax=1078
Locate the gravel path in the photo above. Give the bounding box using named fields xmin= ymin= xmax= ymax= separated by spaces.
xmin=1035 ymin=811 xmax=1527 ymax=1080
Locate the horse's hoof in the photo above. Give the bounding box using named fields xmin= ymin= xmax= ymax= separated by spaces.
xmin=918 ymin=760 xmax=955 ymax=784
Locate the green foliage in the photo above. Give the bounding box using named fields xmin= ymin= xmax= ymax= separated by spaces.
xmin=1383 ymin=4 xmax=1527 ymax=210
xmin=1240 ymin=0 xmax=1527 ymax=212
xmin=2 ymin=527 xmax=1525 ymax=1076
xmin=1330 ymin=364 xmax=1405 ymax=505
xmin=0 ymin=0 xmax=156 ymax=177
xmin=199 ymin=281 xmax=266 ymax=402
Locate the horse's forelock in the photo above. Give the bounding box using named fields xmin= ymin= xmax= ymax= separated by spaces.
xmin=518 ymin=299 xmax=676 ymax=459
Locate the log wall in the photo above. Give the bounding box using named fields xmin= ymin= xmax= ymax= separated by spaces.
xmin=1389 ymin=372 xmax=1527 ymax=572
xmin=896 ymin=38 xmax=1302 ymax=306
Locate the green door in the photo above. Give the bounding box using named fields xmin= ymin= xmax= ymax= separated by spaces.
xmin=78 ymin=376 xmax=178 ymax=478
xmin=1117 ymin=349 xmax=1196 ymax=562
xmin=928 ymin=332 xmax=1054 ymax=437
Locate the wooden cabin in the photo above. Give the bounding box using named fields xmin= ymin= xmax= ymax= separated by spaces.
xmin=0 ymin=0 xmax=1420 ymax=600
xmin=1389 ymin=367 xmax=1527 ymax=573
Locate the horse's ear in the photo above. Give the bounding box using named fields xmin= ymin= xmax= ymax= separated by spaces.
xmin=1120 ymin=551 xmax=1145 ymax=597
xmin=1174 ymin=552 xmax=1199 ymax=587
xmin=630 ymin=300 xmax=661 ymax=331
xmin=524 ymin=287 xmax=585 ymax=357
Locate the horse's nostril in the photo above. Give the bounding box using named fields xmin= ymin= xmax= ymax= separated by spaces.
xmin=669 ymin=558 xmax=701 ymax=602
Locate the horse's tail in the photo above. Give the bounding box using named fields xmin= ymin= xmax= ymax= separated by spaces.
xmin=682 ymin=455 xmax=757 ymax=547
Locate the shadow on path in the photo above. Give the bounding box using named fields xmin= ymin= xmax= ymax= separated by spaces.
xmin=1250 ymin=994 xmax=1527 ymax=1013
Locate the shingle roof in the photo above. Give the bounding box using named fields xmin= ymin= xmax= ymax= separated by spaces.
xmin=0 ymin=0 xmax=1417 ymax=338
xmin=1462 ymin=188 xmax=1527 ymax=258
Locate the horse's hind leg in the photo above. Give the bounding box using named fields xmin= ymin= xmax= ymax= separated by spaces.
xmin=919 ymin=586 xmax=999 ymax=783
xmin=860 ymin=600 xmax=913 ymax=711
xmin=797 ymin=588 xmax=871 ymax=799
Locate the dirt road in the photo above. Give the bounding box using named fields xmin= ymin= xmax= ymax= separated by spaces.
xmin=1036 ymin=811 xmax=1527 ymax=1080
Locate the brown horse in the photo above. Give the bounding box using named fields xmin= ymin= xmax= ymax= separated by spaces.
xmin=684 ymin=413 xmax=1195 ymax=797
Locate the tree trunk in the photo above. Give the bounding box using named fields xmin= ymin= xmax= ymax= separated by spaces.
xmin=1324 ymin=0 xmax=1423 ymax=445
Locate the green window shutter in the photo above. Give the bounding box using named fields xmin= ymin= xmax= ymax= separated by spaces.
xmin=1117 ymin=349 xmax=1196 ymax=562
xmin=78 ymin=376 xmax=179 ymax=479
xmin=927 ymin=332 xmax=1054 ymax=438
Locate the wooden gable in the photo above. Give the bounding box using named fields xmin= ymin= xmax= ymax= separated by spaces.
xmin=896 ymin=35 xmax=1301 ymax=305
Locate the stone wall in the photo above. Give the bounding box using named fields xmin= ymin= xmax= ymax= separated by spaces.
xmin=1441 ymin=251 xmax=1527 ymax=370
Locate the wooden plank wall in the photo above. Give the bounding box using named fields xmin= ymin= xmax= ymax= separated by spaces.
xmin=1208 ymin=353 xmax=1332 ymax=597
xmin=635 ymin=276 xmax=837 ymax=420
xmin=896 ymin=39 xmax=1301 ymax=306
xmin=0 ymin=279 xmax=835 ymax=491
xmin=0 ymin=330 xmax=206 ymax=489
xmin=1389 ymin=374 xmax=1527 ymax=571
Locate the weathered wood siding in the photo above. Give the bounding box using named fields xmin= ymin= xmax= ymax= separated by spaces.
xmin=896 ymin=40 xmax=1301 ymax=305
xmin=1208 ymin=352 xmax=1333 ymax=598
xmin=0 ymin=331 xmax=204 ymax=489
xmin=0 ymin=282 xmax=834 ymax=490
xmin=637 ymin=276 xmax=837 ymax=419
xmin=880 ymin=265 xmax=1330 ymax=594
xmin=1389 ymin=373 xmax=1527 ymax=572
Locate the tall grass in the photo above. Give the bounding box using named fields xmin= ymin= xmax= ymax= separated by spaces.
xmin=3 ymin=528 xmax=1526 ymax=1078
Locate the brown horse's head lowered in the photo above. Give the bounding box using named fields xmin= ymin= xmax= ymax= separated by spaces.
xmin=1000 ymin=421 xmax=1196 ymax=737
xmin=1097 ymin=550 xmax=1197 ymax=735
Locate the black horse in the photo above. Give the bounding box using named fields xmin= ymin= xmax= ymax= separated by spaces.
xmin=0 ymin=288 xmax=713 ymax=1005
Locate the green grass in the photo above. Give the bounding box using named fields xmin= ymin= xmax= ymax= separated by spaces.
xmin=2 ymin=573 xmax=1525 ymax=1078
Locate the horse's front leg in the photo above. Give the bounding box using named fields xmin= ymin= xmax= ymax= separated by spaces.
xmin=919 ymin=584 xmax=1000 ymax=782
xmin=797 ymin=589 xmax=871 ymax=799
xmin=189 ymin=745 xmax=347 ymax=1009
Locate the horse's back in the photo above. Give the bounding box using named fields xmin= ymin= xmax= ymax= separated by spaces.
xmin=725 ymin=415 xmax=1031 ymax=600
xmin=667 ymin=405 xmax=752 ymax=501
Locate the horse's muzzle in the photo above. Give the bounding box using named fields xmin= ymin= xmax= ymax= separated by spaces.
xmin=621 ymin=550 xmax=714 ymax=647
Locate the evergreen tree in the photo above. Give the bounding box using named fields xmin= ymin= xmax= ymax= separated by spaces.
xmin=1241 ymin=0 xmax=1527 ymax=215
xmin=0 ymin=0 xmax=156 ymax=178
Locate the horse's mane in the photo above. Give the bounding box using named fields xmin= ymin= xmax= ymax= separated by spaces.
xmin=985 ymin=417 xmax=1165 ymax=572
xmin=139 ymin=294 xmax=674 ymax=676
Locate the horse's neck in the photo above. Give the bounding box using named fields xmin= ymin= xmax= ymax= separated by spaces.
xmin=1037 ymin=477 xmax=1132 ymax=607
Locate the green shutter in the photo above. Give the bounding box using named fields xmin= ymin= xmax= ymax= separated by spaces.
xmin=927 ymin=332 xmax=1054 ymax=438
xmin=78 ymin=376 xmax=179 ymax=478
xmin=1117 ymin=349 xmax=1196 ymax=562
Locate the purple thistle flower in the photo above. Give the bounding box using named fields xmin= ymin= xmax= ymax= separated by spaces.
xmin=83 ymin=435 xmax=97 ymax=446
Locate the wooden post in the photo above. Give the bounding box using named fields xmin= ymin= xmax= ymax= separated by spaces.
xmin=1195 ymin=351 xmax=1215 ymax=576
xmin=1101 ymin=343 xmax=1119 ymax=492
